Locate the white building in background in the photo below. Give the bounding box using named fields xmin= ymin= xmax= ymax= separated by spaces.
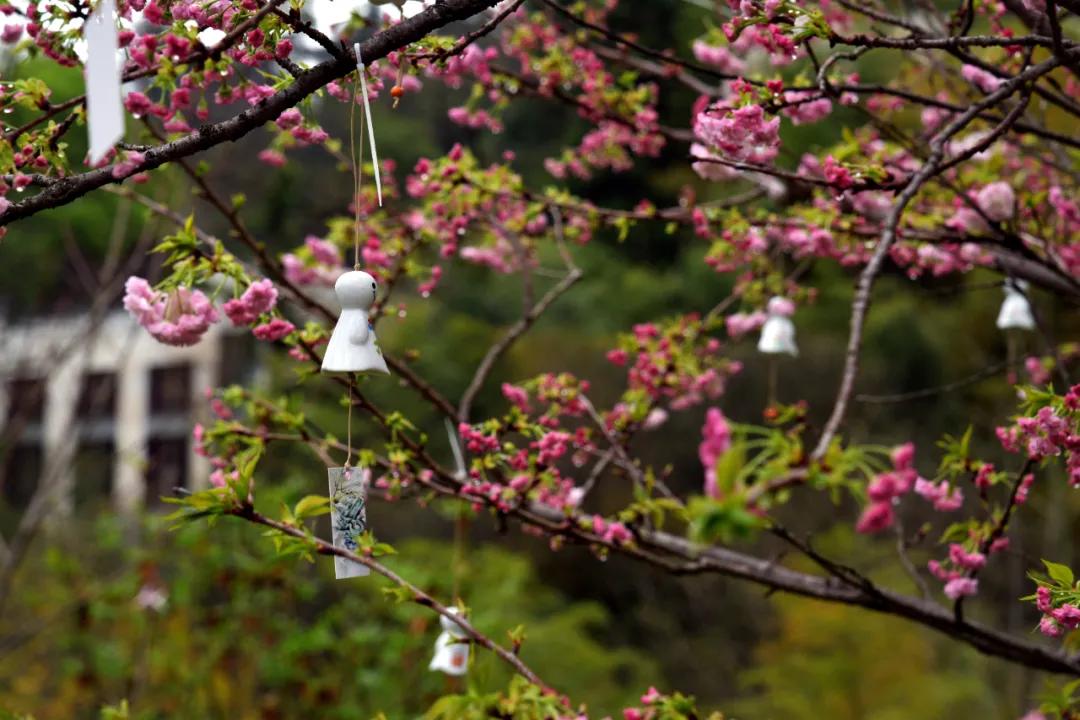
xmin=0 ymin=311 xmax=255 ymax=514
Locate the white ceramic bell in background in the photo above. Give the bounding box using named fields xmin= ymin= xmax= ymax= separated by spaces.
xmin=757 ymin=296 xmax=798 ymax=357
xmin=321 ymin=270 xmax=390 ymax=374
xmin=996 ymin=279 xmax=1035 ymax=331
xmin=429 ymin=608 xmax=470 ymax=676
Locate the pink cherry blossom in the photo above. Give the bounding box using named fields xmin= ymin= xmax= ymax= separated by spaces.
xmin=252 ymin=318 xmax=295 ymax=341
xmin=975 ymin=182 xmax=1015 ymax=222
xmin=123 ymin=276 xmax=219 ymax=346
xmin=943 ymin=577 xmax=978 ymax=600
xmin=699 ymin=407 xmax=732 ymax=498
xmin=855 ymin=501 xmax=894 ymax=534
xmin=223 ymin=278 xmax=278 ymax=325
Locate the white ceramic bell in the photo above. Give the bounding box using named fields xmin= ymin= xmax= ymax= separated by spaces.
xmin=996 ymin=279 xmax=1035 ymax=331
xmin=429 ymin=608 xmax=470 ymax=676
xmin=321 ymin=270 xmax=390 ymax=374
xmin=757 ymin=297 xmax=798 ymax=357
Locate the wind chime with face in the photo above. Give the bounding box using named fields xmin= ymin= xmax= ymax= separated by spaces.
xmin=317 ymin=45 xmax=392 ymax=580
xmin=316 ymin=43 xmax=473 ymax=676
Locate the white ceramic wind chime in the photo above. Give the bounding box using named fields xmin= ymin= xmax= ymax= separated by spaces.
xmin=322 ymin=44 xmax=390 ymax=581
xmin=758 ymin=296 xmax=798 ymax=406
xmin=84 ymin=0 xmax=124 ymax=163
xmin=429 ymin=607 xmax=470 ymax=677
xmin=996 ymin=278 xmax=1036 ymax=383
xmin=426 ymin=422 xmax=473 ymax=676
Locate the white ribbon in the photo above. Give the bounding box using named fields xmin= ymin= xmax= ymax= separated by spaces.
xmin=85 ymin=0 xmax=124 ymax=163
xmin=353 ymin=42 xmax=383 ymax=207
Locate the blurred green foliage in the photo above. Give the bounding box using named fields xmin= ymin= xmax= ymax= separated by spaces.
xmin=0 ymin=485 xmax=657 ymax=718
xmin=2 ymin=2 xmax=1079 ymax=718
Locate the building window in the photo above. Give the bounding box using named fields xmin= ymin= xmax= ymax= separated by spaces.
xmin=73 ymin=372 xmax=117 ymax=508
xmin=77 ymin=372 xmax=116 ymax=420
xmin=218 ymin=332 xmax=256 ymax=387
xmin=150 ymin=365 xmax=191 ymax=415
xmin=1 ymin=443 xmax=42 ymax=509
xmin=73 ymin=441 xmax=114 ymax=508
xmin=6 ymin=377 xmax=45 ymax=425
xmin=145 ymin=438 xmax=188 ymax=507
xmin=146 ymin=363 xmax=192 ymax=505
xmin=2 ymin=377 xmax=46 ymax=516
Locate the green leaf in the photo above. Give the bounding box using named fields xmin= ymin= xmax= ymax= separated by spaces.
xmin=293 ymin=494 xmax=330 ymax=520
xmin=1043 ymin=560 xmax=1075 ymax=587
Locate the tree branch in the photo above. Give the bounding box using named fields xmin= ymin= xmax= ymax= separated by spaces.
xmin=0 ymin=0 xmax=501 ymax=227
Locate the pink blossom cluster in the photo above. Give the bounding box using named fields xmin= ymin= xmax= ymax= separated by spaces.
xmin=533 ymin=373 xmax=590 ymax=423
xmin=607 ymin=317 xmax=738 ymax=424
xmin=282 ymin=236 xmax=343 ymax=287
xmin=781 ymin=91 xmax=834 ymax=125
xmin=926 ymin=531 xmax=1008 ymax=601
xmin=535 ymin=431 xmax=572 ymax=466
xmin=699 ymin=407 xmax=732 ymax=499
xmin=996 ymin=390 xmax=1080 ymax=480
xmin=223 ymin=278 xmax=278 ymax=325
xmin=913 ymin=477 xmax=964 ymax=511
xmin=459 ymin=243 xmax=516 ymax=273
xmin=695 ymin=103 xmax=781 ymax=165
xmin=690 ymin=142 xmax=740 ymax=182
xmin=855 ymin=443 xmax=921 ymax=533
xmin=726 ymin=23 xmax=801 ymax=66
xmin=703 ymin=226 xmax=768 ymax=272
xmin=252 ymin=317 xmax=295 ymax=341
xmin=620 ymin=686 xmax=667 ymax=720
xmin=691 ymin=40 xmax=746 ymax=74
xmin=725 ymin=311 xmax=768 ymax=338
xmin=458 ymin=422 xmax=500 ymax=454
xmin=589 ymin=515 xmax=633 ymax=545
xmin=1034 ymin=585 xmax=1080 ymax=638
xmin=975 ymin=181 xmax=1016 ymax=222
xmin=448 ymin=106 xmax=503 ymax=133
xmin=961 ymin=64 xmax=1004 ymax=93
xmin=123 ymin=276 xmax=219 ymax=346
xmin=546 ymin=119 xmax=665 ymax=180
xmin=501 ymin=383 xmax=531 ymax=412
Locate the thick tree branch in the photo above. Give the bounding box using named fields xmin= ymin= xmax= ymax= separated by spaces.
xmin=0 ymin=0 xmax=501 ymax=227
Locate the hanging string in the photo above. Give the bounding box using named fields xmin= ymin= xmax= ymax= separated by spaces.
xmin=452 ymin=508 xmax=467 ymax=601
xmin=340 ymin=45 xmax=382 ymax=470
xmin=344 ymin=381 xmax=353 ymax=469
xmin=348 ymin=74 xmax=365 ymax=272
xmin=444 ymin=419 xmax=469 ymax=601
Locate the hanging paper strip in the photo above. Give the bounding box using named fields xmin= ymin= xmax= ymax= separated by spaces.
xmin=353 ymin=42 xmax=383 ymax=206
xmin=84 ymin=0 xmax=124 ymax=164
xmin=328 ymin=466 xmax=370 ymax=579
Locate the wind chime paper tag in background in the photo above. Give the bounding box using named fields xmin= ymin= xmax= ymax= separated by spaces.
xmin=84 ymin=0 xmax=124 ymax=164
xmin=328 ymin=466 xmax=370 ymax=579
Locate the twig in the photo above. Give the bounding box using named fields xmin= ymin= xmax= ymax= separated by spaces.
xmin=812 ymin=54 xmax=1064 ymax=460
xmin=232 ymin=506 xmax=552 ymax=691
xmin=458 ymin=265 xmax=582 ymax=423
xmin=855 ymin=362 xmax=1007 ymax=404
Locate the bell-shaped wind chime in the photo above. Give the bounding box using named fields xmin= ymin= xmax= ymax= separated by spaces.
xmin=996 ymin=278 xmax=1035 ymax=384
xmin=758 ymin=296 xmax=798 ymax=407
xmin=323 ymin=44 xmax=390 ymax=580
xmin=429 ymin=607 xmax=470 ymax=676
